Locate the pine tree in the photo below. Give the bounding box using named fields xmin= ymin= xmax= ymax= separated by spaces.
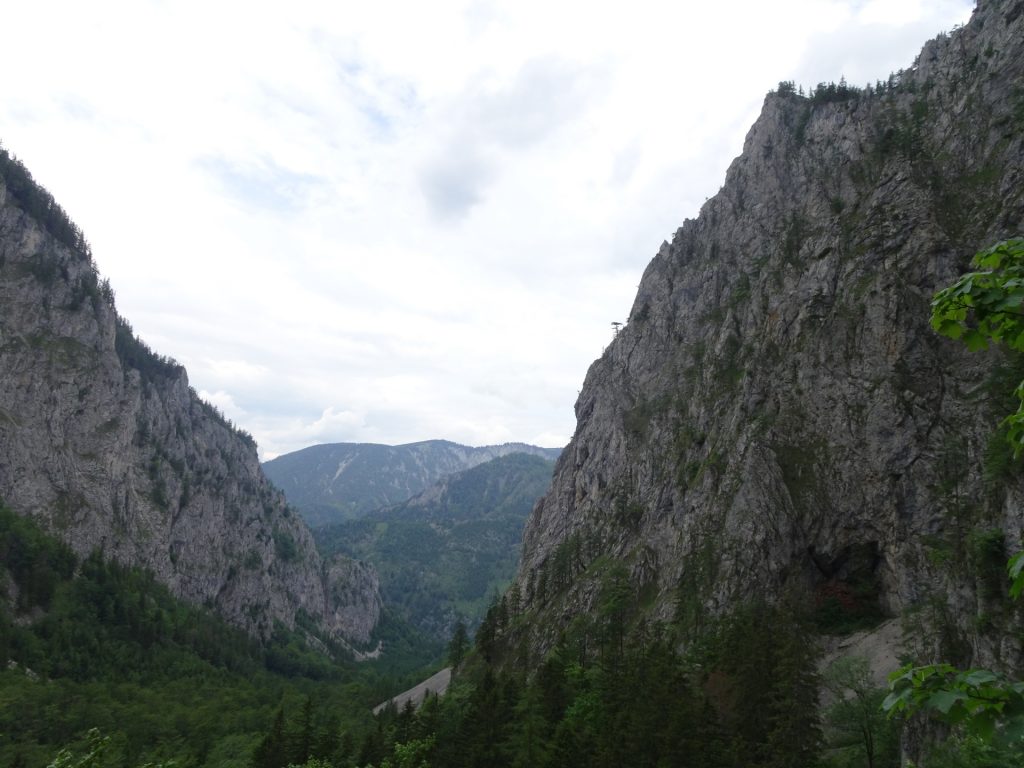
xmin=290 ymin=697 xmax=313 ymax=765
xmin=506 ymin=685 xmax=550 ymax=768
xmin=448 ymin=619 xmax=469 ymax=668
xmin=251 ymin=707 xmax=287 ymax=768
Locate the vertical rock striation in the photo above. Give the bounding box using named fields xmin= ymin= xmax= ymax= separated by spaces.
xmin=514 ymin=0 xmax=1024 ymax=669
xmin=0 ymin=155 xmax=381 ymax=647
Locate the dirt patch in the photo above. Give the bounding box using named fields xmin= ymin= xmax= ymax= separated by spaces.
xmin=373 ymin=667 xmax=452 ymax=714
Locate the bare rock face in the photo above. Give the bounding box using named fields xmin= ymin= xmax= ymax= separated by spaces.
xmin=0 ymin=157 xmax=381 ymax=647
xmin=513 ymin=0 xmax=1024 ymax=670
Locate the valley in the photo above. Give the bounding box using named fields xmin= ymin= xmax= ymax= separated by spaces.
xmin=2 ymin=1 xmax=1024 ymax=766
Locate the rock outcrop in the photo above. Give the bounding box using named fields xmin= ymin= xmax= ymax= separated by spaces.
xmin=0 ymin=154 xmax=381 ymax=647
xmin=513 ymin=0 xmax=1024 ymax=672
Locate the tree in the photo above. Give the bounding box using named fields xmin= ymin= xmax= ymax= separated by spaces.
xmin=822 ymin=657 xmax=899 ymax=768
xmin=931 ymin=239 xmax=1024 ymax=455
xmin=380 ymin=736 xmax=435 ymax=768
xmin=448 ymin=619 xmax=469 ymax=668
xmin=505 ymin=685 xmax=549 ymax=768
xmin=289 ymin=697 xmax=313 ymax=766
xmin=251 ymin=707 xmax=288 ymax=768
xmin=883 ymin=239 xmax=1024 ymax=753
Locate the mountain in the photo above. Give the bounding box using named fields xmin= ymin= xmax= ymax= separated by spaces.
xmin=264 ymin=439 xmax=561 ymax=527
xmin=499 ymin=0 xmax=1024 ymax=677
xmin=0 ymin=151 xmax=381 ymax=649
xmin=316 ymin=452 xmax=555 ymax=641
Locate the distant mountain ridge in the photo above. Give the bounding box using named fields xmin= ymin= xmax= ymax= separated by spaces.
xmin=264 ymin=439 xmax=561 ymax=527
xmin=316 ymin=452 xmax=556 ymax=641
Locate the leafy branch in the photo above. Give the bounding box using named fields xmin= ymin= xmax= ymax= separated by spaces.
xmin=884 ymin=240 xmax=1024 ymax=755
xmin=931 ymin=238 xmax=1024 ymax=455
xmin=883 ymin=555 xmax=1024 ymax=748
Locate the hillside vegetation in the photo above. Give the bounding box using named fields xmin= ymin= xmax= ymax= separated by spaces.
xmin=316 ymin=453 xmax=555 ymax=640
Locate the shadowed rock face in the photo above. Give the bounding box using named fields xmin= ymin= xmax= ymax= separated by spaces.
xmin=0 ymin=158 xmax=380 ymax=647
xmin=513 ymin=0 xmax=1024 ymax=667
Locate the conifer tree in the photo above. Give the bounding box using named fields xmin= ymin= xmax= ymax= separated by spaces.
xmin=251 ymin=707 xmax=287 ymax=768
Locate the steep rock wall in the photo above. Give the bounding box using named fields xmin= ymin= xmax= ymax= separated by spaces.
xmin=514 ymin=0 xmax=1024 ymax=669
xmin=0 ymin=160 xmax=381 ymax=646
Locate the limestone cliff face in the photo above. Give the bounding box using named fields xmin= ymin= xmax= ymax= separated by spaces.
xmin=515 ymin=0 xmax=1024 ymax=667
xmin=0 ymin=158 xmax=381 ymax=646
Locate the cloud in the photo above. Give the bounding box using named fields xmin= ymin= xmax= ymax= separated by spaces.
xmin=419 ymin=145 xmax=494 ymax=220
xmin=792 ymin=0 xmax=972 ymax=87
xmin=418 ymin=56 xmax=604 ymax=221
xmin=0 ymin=0 xmax=975 ymax=461
xmin=200 ymin=155 xmax=327 ymax=213
xmin=467 ymin=57 xmax=603 ymax=150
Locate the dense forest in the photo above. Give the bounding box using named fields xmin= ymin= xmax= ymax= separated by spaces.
xmin=4 ymin=0 xmax=1024 ymax=764
xmin=315 ymin=454 xmax=555 ymax=641
xmin=7 ymin=483 xmax=1020 ymax=768
xmin=0 ymin=505 xmax=437 ymax=768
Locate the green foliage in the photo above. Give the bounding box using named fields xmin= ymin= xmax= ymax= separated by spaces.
xmin=968 ymin=528 xmax=1006 ymax=599
xmin=0 ymin=148 xmax=92 ymax=260
xmin=114 ymin=318 xmax=184 ymax=384
xmin=821 ymin=657 xmax=900 ymax=768
xmin=315 ymin=454 xmax=554 ymax=645
xmin=884 ymin=665 xmax=1024 ymax=744
xmin=1009 ymin=551 xmax=1024 ymax=600
xmin=447 ymin=621 xmax=468 ymax=669
xmin=0 ymin=506 xmax=416 ymax=768
xmin=698 ymin=603 xmax=824 ymax=766
xmin=884 ymin=557 xmax=1024 ymax=761
xmin=0 ymin=505 xmax=77 ymax=610
xmin=931 ymin=239 xmax=1024 ymax=455
xmin=808 ymin=78 xmax=861 ymax=105
xmin=21 ymin=501 xmax=830 ymax=768
xmin=888 ymin=240 xmax=1024 ymax=757
xmin=45 ymin=728 xmax=174 ymax=768
xmin=379 ymin=736 xmax=434 ymax=768
xmin=921 ymin=732 xmax=1024 ymax=766
xmin=274 ymin=530 xmax=299 ymax=563
xmin=448 ymin=602 xmax=823 ymax=767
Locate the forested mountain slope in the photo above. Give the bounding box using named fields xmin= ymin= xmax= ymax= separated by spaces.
xmin=316 ymin=453 xmax=555 ymax=640
xmin=0 ymin=152 xmax=380 ymax=647
xmin=507 ymin=0 xmax=1024 ymax=672
xmin=265 ymin=439 xmax=560 ymax=526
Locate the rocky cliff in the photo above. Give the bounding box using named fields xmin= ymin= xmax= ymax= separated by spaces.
xmin=0 ymin=153 xmax=381 ymax=647
xmin=513 ymin=0 xmax=1024 ymax=670
xmin=265 ymin=439 xmax=561 ymax=526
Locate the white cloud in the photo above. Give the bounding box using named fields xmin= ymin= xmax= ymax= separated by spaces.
xmin=0 ymin=0 xmax=974 ymax=459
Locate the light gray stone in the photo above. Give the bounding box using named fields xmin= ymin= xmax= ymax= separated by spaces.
xmin=0 ymin=168 xmax=381 ymax=647
xmin=513 ymin=0 xmax=1024 ymax=679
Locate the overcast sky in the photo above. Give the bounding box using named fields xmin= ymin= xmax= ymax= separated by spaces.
xmin=0 ymin=0 xmax=974 ymax=459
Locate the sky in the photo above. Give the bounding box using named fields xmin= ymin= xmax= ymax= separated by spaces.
xmin=0 ymin=0 xmax=974 ymax=459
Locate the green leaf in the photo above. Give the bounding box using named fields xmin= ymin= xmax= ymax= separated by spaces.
xmin=928 ymin=689 xmax=968 ymax=714
xmin=972 ymin=710 xmax=997 ymax=741
xmin=963 ymin=329 xmax=989 ymax=351
xmin=994 ymin=294 xmax=1024 ymax=311
xmin=937 ymin=319 xmax=965 ymax=339
xmin=1009 ymin=552 xmax=1024 ymax=600
xmin=882 ymin=690 xmax=905 ymax=714
xmin=963 ymin=670 xmax=1000 ymax=687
